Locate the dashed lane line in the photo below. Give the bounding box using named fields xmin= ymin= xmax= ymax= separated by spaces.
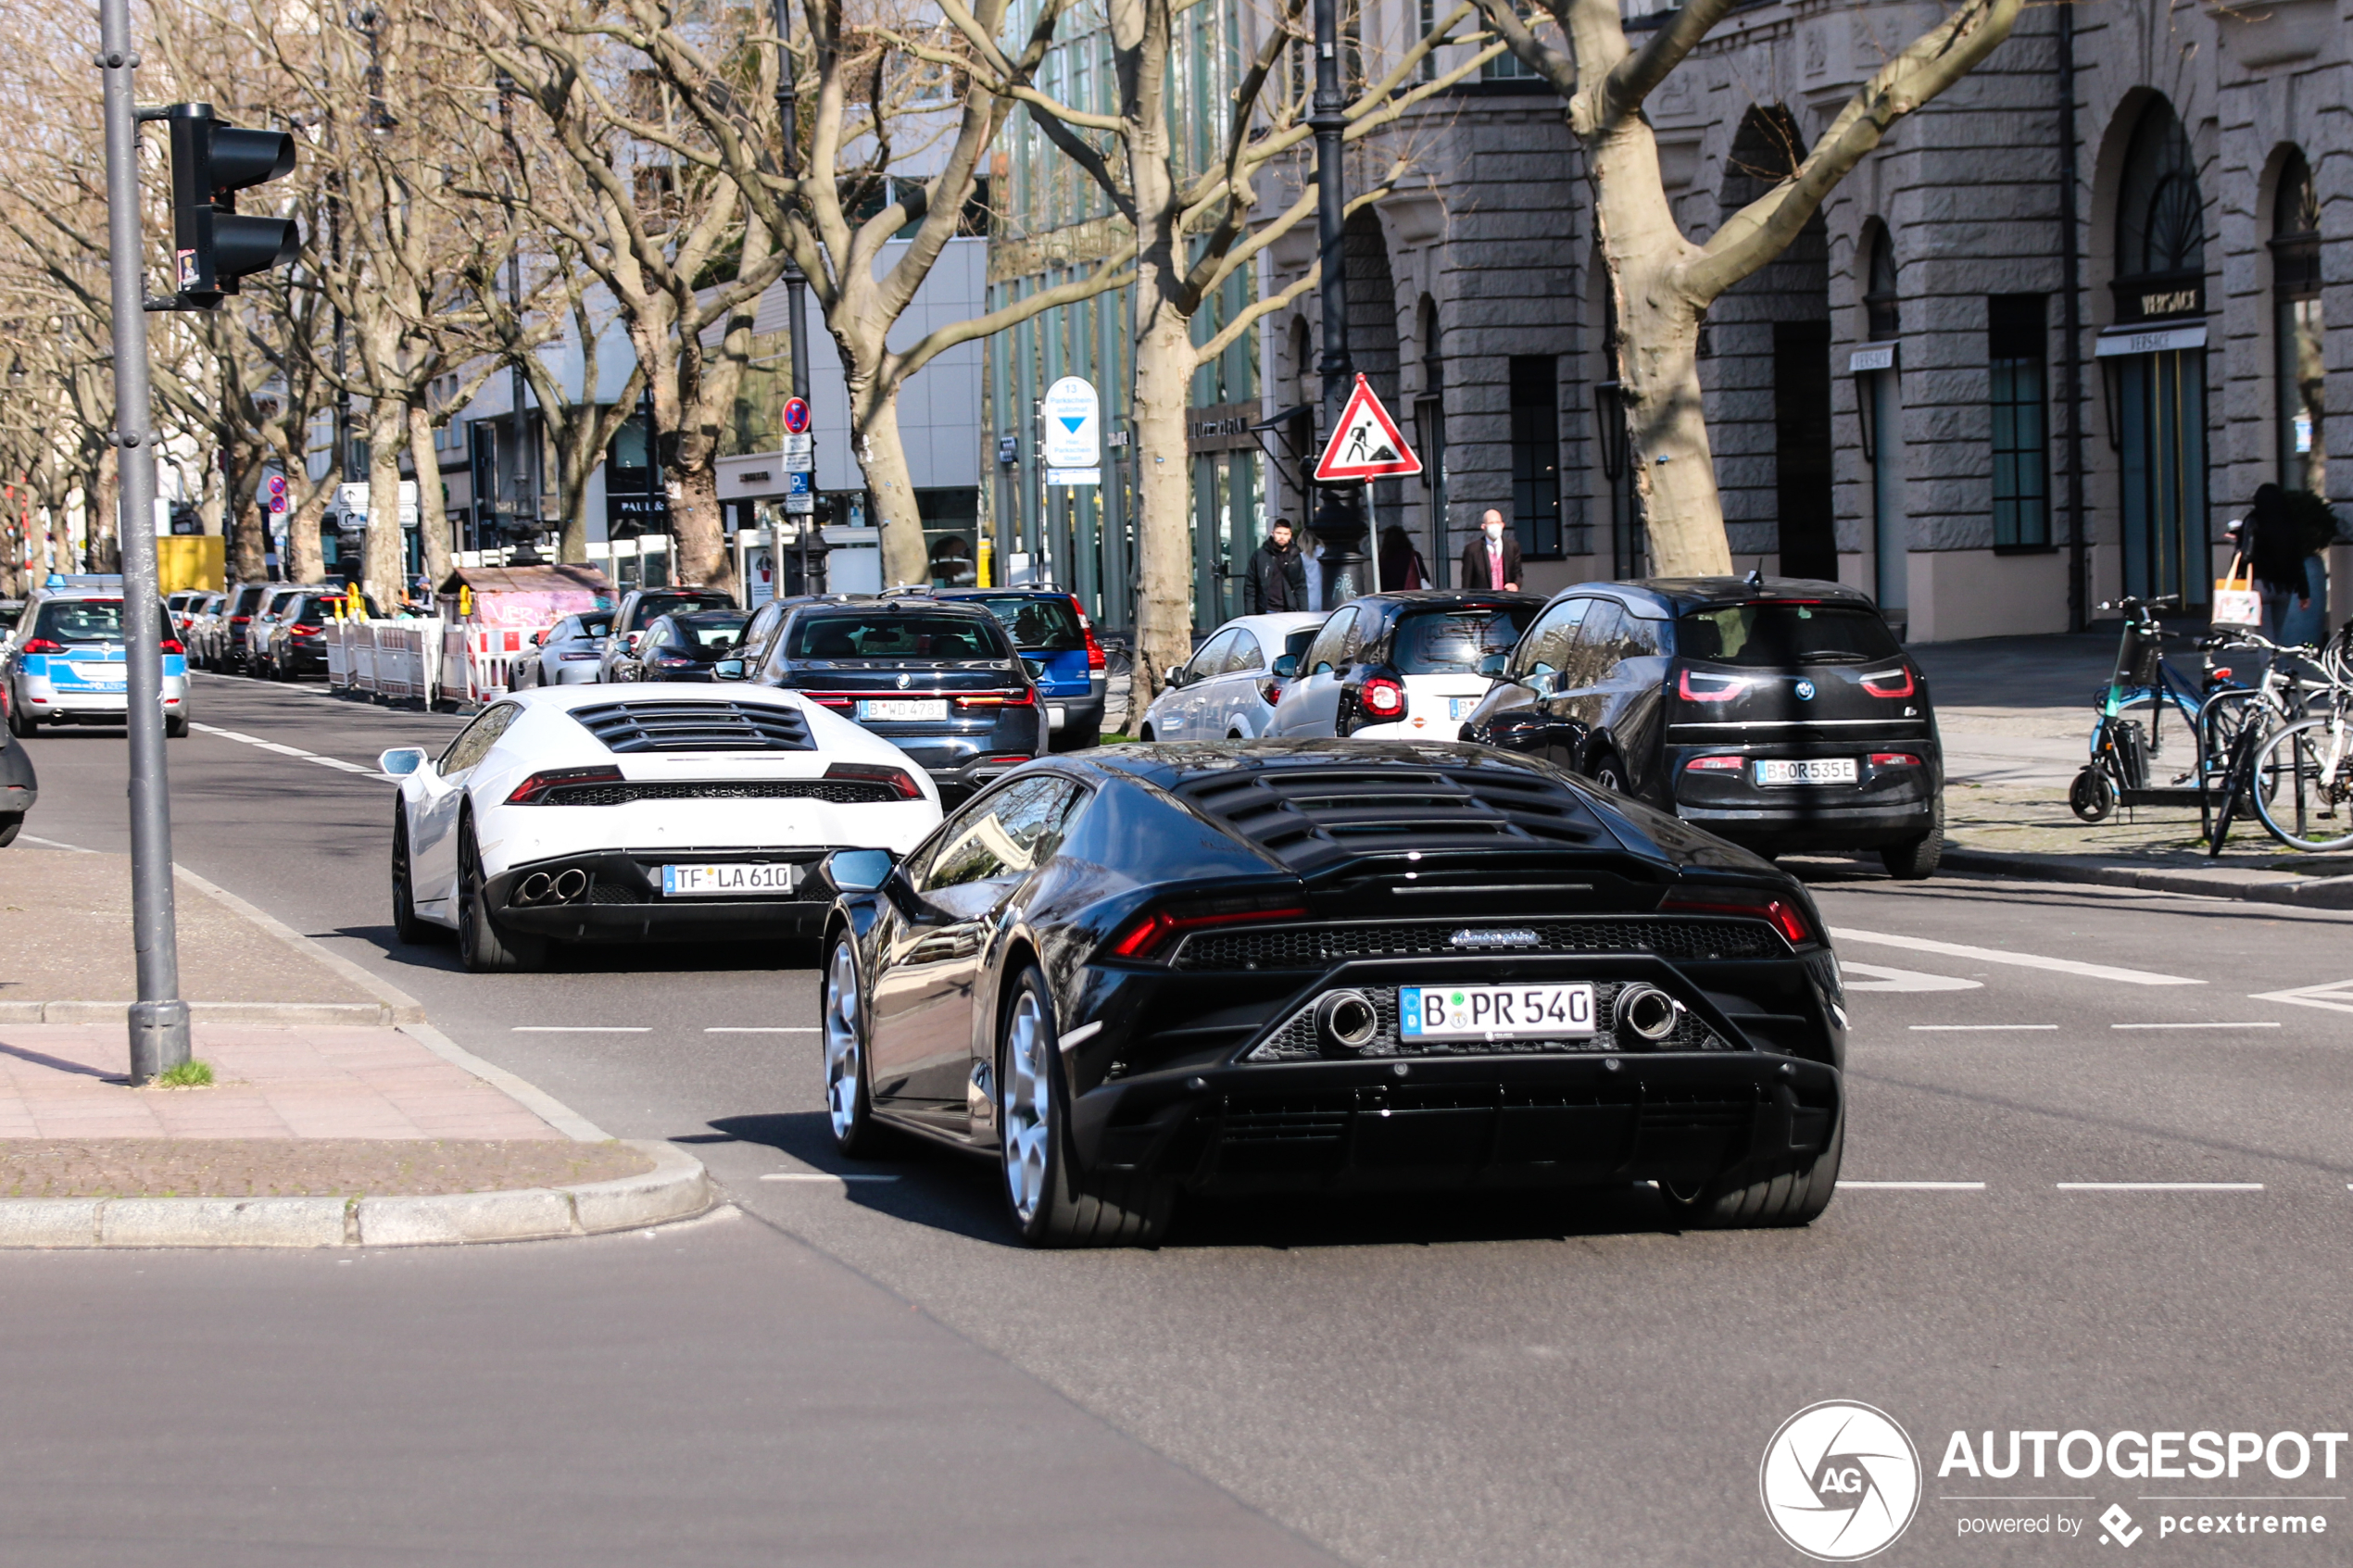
xmin=1836 ymin=1181 xmax=1986 ymax=1190
xmin=511 ymin=1026 xmax=651 ymax=1034
xmin=2111 ymin=1022 xmax=2283 ymax=1031
xmin=706 ymin=1027 xmax=819 ymax=1035
xmin=191 ymin=721 xmax=390 ymax=778
xmin=760 ymin=1173 xmax=902 ymax=1183
xmin=1908 ymin=1023 xmax=2058 ymax=1032
xmin=1830 ymin=927 xmax=2205 ymax=986
xmin=1842 ymin=962 xmax=1983 ymax=993
xmin=2056 ymin=1182 xmax=2266 ymax=1191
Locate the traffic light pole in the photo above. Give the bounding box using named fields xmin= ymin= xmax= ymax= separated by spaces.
xmin=98 ymin=0 xmax=192 ymax=1081
xmin=1310 ymin=0 xmax=1368 ymax=607
xmin=772 ymin=0 xmax=818 ymax=593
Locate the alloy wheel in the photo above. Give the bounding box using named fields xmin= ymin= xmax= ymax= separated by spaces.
xmin=823 ymin=939 xmax=864 ymax=1141
xmin=1000 ymin=988 xmax=1054 ymax=1226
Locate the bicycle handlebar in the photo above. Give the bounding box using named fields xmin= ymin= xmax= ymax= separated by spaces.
xmin=2096 ymin=595 xmax=2181 ymax=613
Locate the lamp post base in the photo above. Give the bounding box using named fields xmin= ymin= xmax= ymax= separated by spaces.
xmin=128 ymin=999 xmax=192 ymax=1085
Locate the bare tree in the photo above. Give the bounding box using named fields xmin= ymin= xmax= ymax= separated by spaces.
xmin=1471 ymin=0 xmax=2021 ymax=574
xmin=937 ymin=0 xmax=1500 ymax=700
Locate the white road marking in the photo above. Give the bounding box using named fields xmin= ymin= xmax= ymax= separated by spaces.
xmin=1830 ymin=927 xmax=2204 ymax=986
xmin=1843 ymin=962 xmax=1983 ymax=993
xmin=2110 ymin=1021 xmax=2281 ymax=1031
xmin=191 ymin=721 xmax=396 ymax=781
xmin=19 ymin=834 xmax=95 ymax=853
xmin=1837 ymin=1181 xmax=1987 ymax=1190
xmin=510 ymin=1025 xmax=651 ymax=1034
xmin=1909 ymin=1023 xmax=2058 ymax=1032
xmin=2056 ymin=1182 xmax=2265 ymax=1191
xmin=704 ymin=1026 xmax=818 ymax=1034
xmin=759 ymin=1172 xmax=901 ymax=1183
xmin=2250 ymin=978 xmax=2353 ymax=1016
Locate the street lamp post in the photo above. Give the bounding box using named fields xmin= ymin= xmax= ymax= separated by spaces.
xmin=96 ymin=0 xmax=191 ymax=1082
xmin=771 ymin=0 xmax=819 ymax=594
xmin=1309 ymin=0 xmax=1368 ymax=605
xmin=497 ymin=73 xmax=536 ymax=565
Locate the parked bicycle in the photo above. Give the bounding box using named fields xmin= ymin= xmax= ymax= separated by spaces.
xmin=2245 ymin=621 xmax=2353 ymax=852
xmin=2069 ymin=596 xmax=2254 ymax=824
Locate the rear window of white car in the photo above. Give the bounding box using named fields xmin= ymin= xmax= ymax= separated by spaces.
xmin=1391 ymin=607 xmax=1535 ymax=674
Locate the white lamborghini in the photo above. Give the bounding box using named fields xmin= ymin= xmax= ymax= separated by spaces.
xmin=381 ymin=684 xmax=942 ymax=972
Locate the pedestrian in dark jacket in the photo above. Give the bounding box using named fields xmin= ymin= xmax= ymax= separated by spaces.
xmin=1378 ymin=525 xmax=1428 ymax=591
xmin=1242 ymin=520 xmax=1309 ymax=614
xmin=1459 ymin=509 xmax=1522 ymax=592
xmin=2246 ymin=483 xmax=2309 ymax=642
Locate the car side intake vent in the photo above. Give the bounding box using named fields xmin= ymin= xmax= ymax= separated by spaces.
xmin=571 ymin=700 xmax=815 ymax=753
xmin=1176 ymin=762 xmax=1610 ymax=872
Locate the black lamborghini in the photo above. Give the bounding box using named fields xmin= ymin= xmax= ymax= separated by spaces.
xmin=816 ymin=741 xmax=1846 ymax=1247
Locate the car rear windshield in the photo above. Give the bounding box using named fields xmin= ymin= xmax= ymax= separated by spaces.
xmin=1391 ymin=606 xmax=1538 ymax=674
xmin=1283 ymin=627 xmax=1318 ymax=665
xmin=1678 ymin=603 xmax=1901 ymax=666
xmin=231 ymin=586 xmax=268 ymax=616
xmin=963 ymin=596 xmax=1083 ymax=652
xmin=786 ymin=612 xmax=1011 ymax=663
xmin=32 ymin=599 xmax=127 ymax=644
xmin=627 ymin=590 xmax=736 ymax=632
xmin=292 ymin=594 xmax=384 ymax=622
xmin=675 ymin=616 xmax=748 ymax=652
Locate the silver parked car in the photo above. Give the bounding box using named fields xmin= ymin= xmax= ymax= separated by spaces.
xmin=1135 ymin=611 xmax=1324 ymax=742
xmin=512 ymin=610 xmax=616 ymax=688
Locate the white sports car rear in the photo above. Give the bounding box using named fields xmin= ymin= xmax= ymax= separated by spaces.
xmin=383 ymin=684 xmax=941 ymax=971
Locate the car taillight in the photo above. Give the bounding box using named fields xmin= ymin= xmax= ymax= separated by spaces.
xmin=1106 ymin=897 xmax=1310 ymax=961
xmin=1659 ymin=886 xmax=1816 ymax=947
xmin=19 ymin=638 xmax=60 ymax=654
xmin=231 ymin=616 xmax=250 ymax=625
xmin=289 ymin=623 xmax=321 ymax=636
xmin=159 ymin=639 xmax=184 ymax=654
xmin=958 ymin=689 xmax=1037 ymax=708
xmin=824 ymin=761 xmax=923 ymax=799
xmin=1684 ymin=755 xmax=1744 ymax=771
xmin=1361 ymin=675 xmax=1405 ymax=719
xmin=558 ymin=651 xmax=601 ymax=661
xmin=1869 ymin=752 xmax=1921 ymax=768
xmin=1859 ymin=665 xmax=1916 ymax=698
xmin=655 ymin=655 xmax=695 ymax=667
xmin=1071 ymin=596 xmax=1107 ymax=672
xmin=1260 ymin=677 xmax=1286 ymax=708
xmin=1678 ymin=670 xmax=1749 ymax=703
xmin=505 ymin=765 xmax=625 ymax=805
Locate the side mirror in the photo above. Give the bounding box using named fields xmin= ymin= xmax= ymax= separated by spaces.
xmin=530 ymin=631 xmax=546 ymax=647
xmin=1164 ymin=665 xmax=1186 ymax=689
xmin=712 ymin=658 xmax=748 ymax=682
xmin=1271 ymin=653 xmax=1298 ymax=678
xmin=824 ymin=847 xmax=897 ymax=894
xmin=378 ymin=746 xmax=431 ymax=779
xmin=1478 ymin=651 xmax=1507 ymax=680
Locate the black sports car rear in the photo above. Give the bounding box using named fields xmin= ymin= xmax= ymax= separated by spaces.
xmin=819 ymin=741 xmax=1846 ymax=1247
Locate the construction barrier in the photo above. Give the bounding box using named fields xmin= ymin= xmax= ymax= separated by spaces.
xmin=324 ymin=619 xmax=449 ymax=707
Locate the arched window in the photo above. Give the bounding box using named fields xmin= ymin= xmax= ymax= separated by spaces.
xmin=2114 ymin=100 xmax=2205 ymax=320
xmin=2272 ymin=152 xmax=2324 ymax=492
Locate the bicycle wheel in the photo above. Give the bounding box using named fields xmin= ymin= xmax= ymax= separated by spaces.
xmin=2198 ymin=689 xmax=2283 ymax=807
xmin=2249 ymin=717 xmax=2353 ymax=852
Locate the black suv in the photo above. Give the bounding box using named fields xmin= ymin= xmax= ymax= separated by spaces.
xmin=724 ymin=596 xmax=1046 ymax=794
xmin=1459 ymin=577 xmax=1943 ymax=877
xmin=598 ymin=586 xmax=740 ymax=683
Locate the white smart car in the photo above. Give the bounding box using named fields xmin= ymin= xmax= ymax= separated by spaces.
xmin=1135 ymin=611 xmax=1325 ymax=741
xmin=382 ymin=684 xmax=942 ymax=972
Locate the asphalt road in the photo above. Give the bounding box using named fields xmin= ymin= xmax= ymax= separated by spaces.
xmin=10 ymin=672 xmax=2353 ymax=1567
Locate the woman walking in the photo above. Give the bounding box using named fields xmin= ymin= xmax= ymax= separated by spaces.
xmin=2244 ymin=483 xmax=2309 ymax=645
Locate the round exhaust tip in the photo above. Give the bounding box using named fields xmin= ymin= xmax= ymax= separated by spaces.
xmin=1615 ymin=984 xmax=1683 ymax=1044
xmin=517 ymin=872 xmax=554 ymax=905
xmin=552 ymin=868 xmax=588 ymax=901
xmin=1314 ymin=990 xmax=1380 ymax=1055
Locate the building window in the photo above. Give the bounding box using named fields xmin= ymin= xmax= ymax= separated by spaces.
xmin=2113 ymin=99 xmax=2205 ymax=321
xmin=1988 ymin=294 xmax=2049 ymax=549
xmin=1481 ymin=0 xmax=1534 ymax=78
xmin=2272 ymin=152 xmax=2324 ymax=495
xmin=1863 ymin=223 xmax=1899 ymax=339
xmin=1508 ymin=355 xmax=1561 ymax=558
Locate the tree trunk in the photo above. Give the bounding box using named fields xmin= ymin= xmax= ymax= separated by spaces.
xmin=406 ymin=402 xmax=454 ymax=592
xmin=669 ymin=461 xmax=731 ymax=594
xmin=363 ymin=398 xmax=409 ymax=609
xmin=1129 ymin=298 xmax=1195 ymax=714
xmin=91 ymin=447 xmax=121 ymax=574
xmin=852 ymin=384 xmax=928 ymax=589
xmin=286 ymin=475 xmax=326 ymax=584
xmin=231 ymin=473 xmax=269 ymax=583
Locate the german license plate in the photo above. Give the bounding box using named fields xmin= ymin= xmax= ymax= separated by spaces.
xmin=1399 ymin=983 xmax=1596 ymax=1040
xmin=1448 ymin=696 xmax=1479 ymax=719
xmin=661 ymin=862 xmax=799 ymax=897
xmin=71 ymin=664 xmax=124 ymax=687
xmin=857 ymin=698 xmax=947 ymax=721
xmin=1755 ymin=758 xmax=1858 ymax=785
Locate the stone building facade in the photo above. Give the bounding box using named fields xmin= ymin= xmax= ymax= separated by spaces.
xmin=1261 ymin=0 xmax=2349 ymax=640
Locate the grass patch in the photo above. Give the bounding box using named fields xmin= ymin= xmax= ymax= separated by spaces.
xmin=153 ymin=1060 xmax=215 ymax=1089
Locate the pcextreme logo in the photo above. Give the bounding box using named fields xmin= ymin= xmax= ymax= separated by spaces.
xmin=1760 ymin=1400 xmax=1924 ymax=1561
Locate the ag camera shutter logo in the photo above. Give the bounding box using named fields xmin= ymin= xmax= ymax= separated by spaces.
xmin=1760 ymin=1400 xmax=1922 ymax=1561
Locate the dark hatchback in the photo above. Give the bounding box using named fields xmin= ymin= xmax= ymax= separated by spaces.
xmin=727 ymin=597 xmax=1046 ymax=793
xmin=937 ymin=589 xmax=1108 ymax=749
xmin=265 ymin=589 xmax=384 ymax=678
xmin=819 ymin=741 xmax=1845 ymax=1247
xmin=1459 ymin=577 xmax=1942 ymax=876
xmin=611 ymin=608 xmax=749 ymax=684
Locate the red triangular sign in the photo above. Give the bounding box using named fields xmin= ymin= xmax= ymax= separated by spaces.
xmin=1313 ymin=374 xmax=1421 ymax=482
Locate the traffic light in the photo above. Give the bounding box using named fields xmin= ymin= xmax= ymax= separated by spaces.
xmin=162 ymin=103 xmax=298 ymax=307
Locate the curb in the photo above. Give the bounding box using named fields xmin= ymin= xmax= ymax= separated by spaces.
xmin=1940 ymin=846 xmax=2353 ymax=910
xmin=0 ymin=1000 xmax=416 ymax=1026
xmin=170 ymin=863 xmax=433 ymax=1023
xmin=0 ymin=1139 xmax=712 ymax=1249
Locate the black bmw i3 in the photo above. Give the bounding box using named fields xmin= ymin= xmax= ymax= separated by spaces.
xmin=817 ymin=741 xmax=1846 ymax=1247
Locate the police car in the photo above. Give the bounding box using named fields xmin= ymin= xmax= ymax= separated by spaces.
xmin=3 ymin=575 xmax=191 ymax=737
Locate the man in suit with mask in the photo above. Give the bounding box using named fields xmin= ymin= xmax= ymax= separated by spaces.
xmin=1461 ymin=508 xmax=1522 ymax=593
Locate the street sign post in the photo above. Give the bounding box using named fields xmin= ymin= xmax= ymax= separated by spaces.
xmin=782 ymin=396 xmax=812 ymax=436
xmin=1041 ymin=376 xmax=1100 ymax=486
xmin=1314 ymin=374 xmax=1421 ymax=483
xmin=267 ymin=472 xmax=288 ymax=514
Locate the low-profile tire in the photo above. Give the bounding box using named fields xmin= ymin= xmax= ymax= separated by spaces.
xmin=1660 ymin=1107 xmax=1843 ymax=1230
xmin=456 ymin=817 xmax=547 ymax=972
xmin=1587 ymin=750 xmax=1629 ymax=796
xmin=1877 ymin=792 xmax=1944 ymax=880
xmin=998 ymin=964 xmax=1170 ymax=1248
xmin=390 ymin=809 xmax=433 ymax=946
xmin=7 ymin=703 xmax=33 ymax=739
xmin=1062 ymin=722 xmax=1101 ymax=751
xmin=0 ymin=812 xmax=20 ymax=848
xmin=2068 ymin=764 xmax=2116 ymax=822
xmin=822 ymin=932 xmax=888 ymax=1158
